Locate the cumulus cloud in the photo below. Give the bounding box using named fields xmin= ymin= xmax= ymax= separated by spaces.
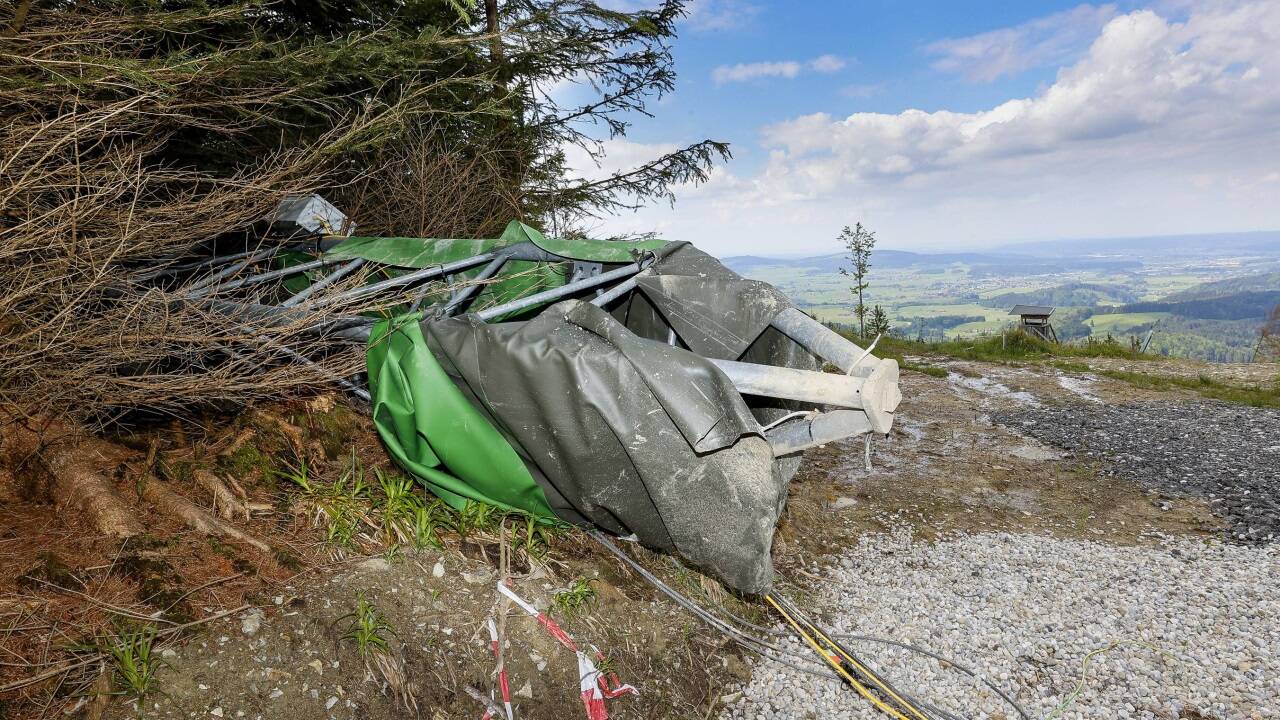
xmin=712 ymin=60 xmax=803 ymax=84
xmin=926 ymin=4 xmax=1118 ymax=82
xmin=683 ymin=0 xmax=761 ymax=31
xmin=761 ymin=4 xmax=1280 ymax=188
xmin=591 ymin=1 xmax=1280 ymax=254
xmin=712 ymin=55 xmax=848 ymax=84
xmin=809 ymin=54 xmax=847 ymax=73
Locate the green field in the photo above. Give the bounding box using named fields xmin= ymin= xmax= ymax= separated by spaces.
xmin=733 ymin=255 xmax=1277 ymax=361
xmin=1086 ymin=312 xmax=1170 ymax=334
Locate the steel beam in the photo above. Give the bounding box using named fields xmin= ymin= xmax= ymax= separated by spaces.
xmin=708 ymin=358 xmax=867 ymax=409
xmin=191 ymin=255 xmax=331 ymax=295
xmin=763 ymin=410 xmax=872 ymax=457
xmin=307 ymin=252 xmax=497 ymax=308
xmin=769 ymin=307 xmax=875 ymax=377
xmin=185 ymin=246 xmax=282 ymax=296
xmin=441 ymin=256 xmax=507 ymax=316
xmin=589 ymin=276 xmax=638 ymax=308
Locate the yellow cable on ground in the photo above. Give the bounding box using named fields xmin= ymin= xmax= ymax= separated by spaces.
xmin=764 ymin=594 xmax=914 ymax=720
xmin=772 ymin=594 xmax=932 ymax=720
xmin=805 ymin=618 xmax=933 ymax=720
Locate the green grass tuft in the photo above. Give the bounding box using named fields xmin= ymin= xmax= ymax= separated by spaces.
xmin=340 ymin=592 xmax=393 ymax=658
xmin=552 ymin=578 xmax=597 ymax=620
xmin=77 ymin=623 xmax=166 ymax=717
xmin=277 ymin=450 xmax=566 ymax=557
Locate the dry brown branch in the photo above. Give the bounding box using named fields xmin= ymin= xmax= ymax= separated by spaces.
xmin=140 ymin=477 xmax=269 ymax=552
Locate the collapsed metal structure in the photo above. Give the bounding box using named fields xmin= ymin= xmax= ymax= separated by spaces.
xmin=144 ymin=196 xmax=902 ymax=593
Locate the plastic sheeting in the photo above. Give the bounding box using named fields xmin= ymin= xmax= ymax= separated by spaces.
xmin=365 ymin=239 xmax=818 ymax=593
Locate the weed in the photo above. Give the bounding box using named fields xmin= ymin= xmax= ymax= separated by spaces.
xmin=875 ymin=329 xmax=1151 ymax=365
xmin=279 ymin=452 xmax=372 ymax=551
xmin=552 ymin=578 xmax=598 ymax=620
xmin=1050 ymin=360 xmax=1092 ymax=373
xmin=510 ymin=513 xmax=556 ymax=560
xmin=76 ymin=623 xmax=165 ymax=717
xmin=411 ymin=500 xmax=448 ymax=550
xmin=374 ymin=468 xmax=422 ymax=545
xmin=340 ymin=592 xmax=393 ymax=658
xmin=1097 ymin=369 xmax=1280 ymax=408
xmin=273 ymin=456 xmax=314 ymax=493
xmin=338 ymin=593 xmax=419 ymax=714
xmin=901 ymin=361 xmax=947 ymax=378
xmin=454 ymin=500 xmax=502 ymax=540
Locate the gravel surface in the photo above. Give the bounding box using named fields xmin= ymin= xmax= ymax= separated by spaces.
xmin=993 ymin=402 xmax=1280 ymax=542
xmin=721 ymin=529 xmax=1279 ymax=720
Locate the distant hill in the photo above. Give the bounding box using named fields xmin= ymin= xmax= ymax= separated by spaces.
xmin=1104 ymin=290 xmax=1280 ymax=321
xmin=722 ymin=250 xmax=1140 ymax=276
xmin=996 ymin=231 xmax=1280 ymax=260
xmin=1162 ymin=272 xmax=1280 ymax=301
xmin=981 ymin=282 xmax=1141 ymax=309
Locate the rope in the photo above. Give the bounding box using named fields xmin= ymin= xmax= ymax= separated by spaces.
xmin=1045 ymin=640 xmax=1180 ymax=720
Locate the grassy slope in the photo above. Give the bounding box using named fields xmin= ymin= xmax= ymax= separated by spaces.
xmin=868 ymin=331 xmax=1280 ymax=408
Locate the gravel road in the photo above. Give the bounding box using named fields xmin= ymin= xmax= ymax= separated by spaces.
xmin=721 ymin=529 xmax=1279 ymax=720
xmin=993 ymin=401 xmax=1280 ymax=542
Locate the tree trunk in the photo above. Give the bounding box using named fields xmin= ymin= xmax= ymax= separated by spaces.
xmin=1 ymin=416 xmax=144 ymax=536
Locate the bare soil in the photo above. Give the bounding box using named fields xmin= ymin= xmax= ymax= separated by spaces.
xmin=0 ymin=357 xmax=1237 ymax=720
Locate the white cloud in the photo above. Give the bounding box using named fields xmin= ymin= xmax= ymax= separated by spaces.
xmin=562 ymin=138 xmax=680 ymax=182
xmin=712 ymin=60 xmax=803 ymax=84
xmin=683 ymin=0 xmax=761 ymax=31
xmin=809 ymin=54 xmax=847 ymax=73
xmin=840 ymin=83 xmax=883 ymax=99
xmin=926 ymin=4 xmax=1118 ymax=82
xmin=587 ymin=1 xmax=1280 ymax=255
xmin=712 ymin=55 xmax=848 ymax=84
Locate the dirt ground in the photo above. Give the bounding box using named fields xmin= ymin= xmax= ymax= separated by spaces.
xmin=0 ymin=354 xmax=1240 ymax=720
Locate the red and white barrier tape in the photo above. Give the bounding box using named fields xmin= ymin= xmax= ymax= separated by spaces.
xmin=486 ymin=617 xmax=515 ymax=720
xmin=496 ymin=581 xmax=637 ymax=719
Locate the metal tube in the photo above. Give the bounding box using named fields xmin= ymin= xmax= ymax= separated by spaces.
xmin=308 ymin=252 xmax=497 ymax=309
xmin=708 ymin=358 xmax=867 ymax=409
xmin=191 ymin=255 xmax=331 ymax=295
xmin=769 ymin=307 xmax=875 ymax=378
xmin=186 ymin=246 xmax=282 ymax=297
xmin=200 ymin=297 xmax=374 ymax=342
xmin=476 ymin=260 xmax=648 ymax=321
xmin=441 ymin=256 xmax=507 ymax=316
xmin=281 ymin=257 xmax=366 ymax=307
xmin=764 ymin=410 xmax=872 ymax=457
xmin=224 ymin=343 xmax=369 ymax=402
xmin=133 ymin=248 xmax=263 ymax=282
xmin=589 ymin=276 xmax=637 ymax=308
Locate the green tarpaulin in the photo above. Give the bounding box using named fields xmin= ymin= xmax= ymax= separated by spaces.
xmin=365 ymin=314 xmax=557 ymax=517
xmin=327 ymin=220 xmax=667 ymax=267
xmin=356 ymin=223 xmax=667 ymax=520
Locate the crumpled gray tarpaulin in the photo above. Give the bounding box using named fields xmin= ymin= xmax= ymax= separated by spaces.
xmin=418 ymin=245 xmax=817 ymax=593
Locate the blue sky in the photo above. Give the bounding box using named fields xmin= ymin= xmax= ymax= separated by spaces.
xmin=564 ymin=1 xmax=1280 ymax=256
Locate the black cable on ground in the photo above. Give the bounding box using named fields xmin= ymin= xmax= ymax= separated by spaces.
xmin=770 ymin=592 xmax=943 ymax=720
xmin=587 ymin=530 xmax=836 ymax=679
xmin=700 ymin=578 xmax=1030 ymax=720
xmin=588 ymin=530 xmax=1031 ymax=720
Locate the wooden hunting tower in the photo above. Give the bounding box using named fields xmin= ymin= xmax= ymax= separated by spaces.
xmin=1009 ymin=304 xmax=1058 ymax=343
